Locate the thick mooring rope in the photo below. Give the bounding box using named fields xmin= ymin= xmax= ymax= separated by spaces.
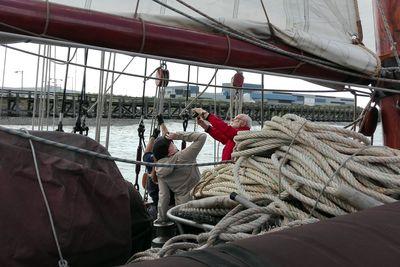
xmin=130 ymin=114 xmax=400 ymax=263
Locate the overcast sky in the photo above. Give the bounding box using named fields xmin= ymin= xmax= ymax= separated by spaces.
xmin=0 ymin=0 xmax=375 ymax=106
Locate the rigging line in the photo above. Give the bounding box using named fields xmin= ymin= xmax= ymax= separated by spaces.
xmin=179 ymin=68 xmax=219 ymax=116
xmin=2 ymin=32 xmax=400 ymax=88
xmin=87 ymin=56 xmax=135 ymax=113
xmin=261 ymin=74 xmax=265 ymax=127
xmin=182 ymin=64 xmax=191 ymax=150
xmin=57 ymin=47 xmax=71 ymax=132
xmin=105 ymin=53 xmax=117 ymax=149
xmin=39 ymin=45 xmax=50 ymax=130
xmin=74 ymin=48 xmax=89 ymax=136
xmin=50 ymin=48 xmax=78 ymax=66
xmin=84 ymin=0 xmax=92 ymax=10
xmin=376 ymin=0 xmax=400 ymax=67
xmin=0 ymin=126 xmax=233 ymax=168
xmin=141 ymin=58 xmax=148 ymax=116
xmin=41 ymin=0 xmax=50 ymax=36
xmin=37 ymin=45 xmax=46 ymax=130
xmin=134 ymin=0 xmax=141 ymax=18
xmin=22 ymin=129 xmax=69 ymax=267
xmin=45 ymin=46 xmax=52 ymax=131
xmin=0 ymin=46 xmax=7 ymax=118
xmin=95 ymin=51 xmax=107 ymax=142
xmin=159 ymin=0 xmax=379 ymax=80
xmin=0 ymin=43 xmax=386 ymax=95
xmin=214 ymin=72 xmax=217 ymax=162
xmin=52 ymin=46 xmax=57 ymax=130
xmin=99 ymin=52 xmax=113 ymax=137
xmin=259 ymin=0 xmax=274 ymax=36
xmin=186 ymin=64 xmax=190 ymax=104
xmin=173 ymin=0 xmax=340 ymax=70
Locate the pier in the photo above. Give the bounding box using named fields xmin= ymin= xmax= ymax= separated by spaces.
xmin=0 ymin=90 xmax=361 ymax=122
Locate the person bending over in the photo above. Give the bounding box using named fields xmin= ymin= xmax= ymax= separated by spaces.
xmin=142 ymin=114 xmax=174 ymax=219
xmin=193 ymin=108 xmax=251 ymax=160
xmin=152 ymin=131 xmax=206 ymax=223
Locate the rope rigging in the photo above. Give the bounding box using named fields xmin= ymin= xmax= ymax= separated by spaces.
xmin=181 ymin=65 xmax=191 ymax=150
xmin=4 ymin=42 xmax=396 ymax=96
xmin=73 ymin=48 xmax=89 ymax=136
xmin=134 ymin=118 xmax=146 ymax=191
xmin=56 ymin=47 xmax=71 ymax=132
xmin=150 ymin=61 xmax=169 ymax=134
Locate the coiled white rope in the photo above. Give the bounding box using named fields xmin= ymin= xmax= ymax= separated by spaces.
xmin=130 ymin=114 xmax=400 ymax=263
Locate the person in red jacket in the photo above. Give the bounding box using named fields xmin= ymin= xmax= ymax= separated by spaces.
xmin=192 ymin=108 xmax=252 ymax=161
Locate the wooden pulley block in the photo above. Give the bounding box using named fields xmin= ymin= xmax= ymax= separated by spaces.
xmin=359 ymin=105 xmax=379 ymax=136
xmin=156 ymin=68 xmax=170 ymax=87
xmin=232 ymin=71 xmax=244 ymax=87
xmin=142 ymin=172 xmax=148 ymax=189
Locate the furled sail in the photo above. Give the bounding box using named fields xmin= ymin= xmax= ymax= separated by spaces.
xmin=44 ymin=0 xmax=379 ymax=76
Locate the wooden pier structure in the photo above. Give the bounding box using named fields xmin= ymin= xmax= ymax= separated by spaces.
xmin=0 ymin=90 xmax=361 ymax=122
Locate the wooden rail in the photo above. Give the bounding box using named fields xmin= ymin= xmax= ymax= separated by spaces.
xmin=0 ymin=90 xmax=361 ymax=122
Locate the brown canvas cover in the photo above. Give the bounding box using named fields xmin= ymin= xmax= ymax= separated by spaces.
xmin=126 ymin=201 xmax=400 ymax=267
xmin=0 ymin=129 xmax=150 ymax=267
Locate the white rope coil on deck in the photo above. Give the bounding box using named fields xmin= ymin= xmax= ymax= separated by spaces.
xmin=130 ymin=114 xmax=400 ymax=263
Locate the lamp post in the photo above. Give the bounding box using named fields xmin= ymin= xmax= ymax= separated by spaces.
xmin=14 ymin=70 xmax=23 ymax=90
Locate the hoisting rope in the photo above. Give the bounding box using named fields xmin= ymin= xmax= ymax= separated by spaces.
xmin=181 ymin=65 xmax=191 ymax=150
xmin=73 ymin=48 xmax=89 ymax=136
xmin=140 ymin=58 xmax=149 ymax=200
xmin=150 ymin=61 xmax=169 ymax=134
xmin=134 ymin=118 xmax=146 ymax=191
xmin=56 ymin=47 xmax=71 ymax=132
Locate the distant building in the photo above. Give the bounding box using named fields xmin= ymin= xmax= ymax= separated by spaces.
xmin=221 ymin=83 xmax=354 ymax=106
xmin=164 ymin=85 xmax=199 ymax=99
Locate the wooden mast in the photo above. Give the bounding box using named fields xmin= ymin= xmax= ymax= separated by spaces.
xmin=373 ymin=0 xmax=400 ymax=148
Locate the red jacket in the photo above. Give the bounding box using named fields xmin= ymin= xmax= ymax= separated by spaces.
xmin=206 ymin=114 xmax=250 ymax=160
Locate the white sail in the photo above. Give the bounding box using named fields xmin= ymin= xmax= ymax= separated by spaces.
xmin=42 ymin=0 xmax=379 ymax=75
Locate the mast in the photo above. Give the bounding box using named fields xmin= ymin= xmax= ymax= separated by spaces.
xmin=373 ymin=0 xmax=400 ymax=148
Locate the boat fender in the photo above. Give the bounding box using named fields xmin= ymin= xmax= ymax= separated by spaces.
xmin=232 ymin=71 xmax=244 ymax=88
xmin=156 ymin=68 xmax=169 ymax=87
xmin=358 ymin=105 xmax=379 ymax=136
xmin=333 ymin=185 xmax=385 ymax=209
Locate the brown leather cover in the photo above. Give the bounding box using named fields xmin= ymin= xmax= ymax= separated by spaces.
xmin=0 ymin=130 xmax=146 ymax=267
